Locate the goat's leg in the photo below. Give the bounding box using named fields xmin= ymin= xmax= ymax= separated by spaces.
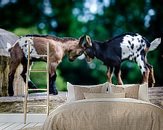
xmin=49 ymin=72 xmax=58 ymax=95
xmin=114 ymin=66 xmax=123 ymax=85
xmin=147 ymin=63 xmax=155 ymax=87
xmin=136 ymin=56 xmax=149 ymax=83
xmin=142 ymin=68 xmax=149 ymax=83
xmin=49 ymin=63 xmax=58 ymax=95
xmin=107 ymin=66 xmax=113 ymax=83
xmin=21 ymin=61 xmax=37 ymax=89
xmin=8 ymin=62 xmax=20 ymax=96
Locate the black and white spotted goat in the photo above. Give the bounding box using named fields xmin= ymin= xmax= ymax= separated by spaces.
xmin=84 ymin=33 xmax=161 ymax=86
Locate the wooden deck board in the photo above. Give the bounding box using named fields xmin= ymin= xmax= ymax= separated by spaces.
xmin=3 ymin=123 xmax=22 ymax=130
xmin=35 ymin=122 xmax=43 ymax=127
xmin=0 ymin=122 xmax=43 ymax=130
xmin=22 ymin=123 xmax=38 ymax=129
xmin=0 ymin=122 xmax=14 ymax=130
xmin=0 ymin=114 xmax=46 ymax=123
xmin=0 ymin=114 xmax=45 ymax=129
xmin=10 ymin=123 xmax=31 ymax=130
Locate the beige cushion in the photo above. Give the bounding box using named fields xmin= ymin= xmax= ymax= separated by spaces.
xmin=111 ymin=84 xmax=139 ymax=99
xmin=138 ymin=83 xmax=149 ymax=102
xmin=107 ymin=83 xmax=149 ymax=102
xmin=84 ymin=92 xmax=125 ymax=99
xmin=66 ymin=82 xmax=108 ymax=102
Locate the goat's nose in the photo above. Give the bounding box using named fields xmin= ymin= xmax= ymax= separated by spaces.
xmin=69 ymin=58 xmax=74 ymax=62
xmin=69 ymin=57 xmax=75 ymax=62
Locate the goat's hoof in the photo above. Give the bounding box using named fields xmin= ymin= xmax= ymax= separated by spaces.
xmin=49 ymin=89 xmax=58 ymax=95
xmin=148 ymin=82 xmax=155 ymax=87
xmin=8 ymin=90 xmax=14 ymax=96
xmin=9 ymin=93 xmax=14 ymax=96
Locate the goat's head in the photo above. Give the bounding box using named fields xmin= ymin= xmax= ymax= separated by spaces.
xmin=67 ymin=35 xmax=90 ymax=61
xmin=82 ymin=35 xmax=94 ymax=62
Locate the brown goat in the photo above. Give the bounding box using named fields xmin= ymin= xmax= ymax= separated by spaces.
xmin=8 ymin=35 xmax=87 ymax=96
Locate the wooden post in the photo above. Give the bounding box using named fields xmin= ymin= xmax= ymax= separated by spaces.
xmin=0 ymin=56 xmax=9 ymax=96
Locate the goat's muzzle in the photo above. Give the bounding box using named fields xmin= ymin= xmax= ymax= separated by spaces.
xmin=84 ymin=51 xmax=93 ymax=63
xmin=68 ymin=54 xmax=82 ymax=62
xmin=69 ymin=57 xmax=75 ymax=62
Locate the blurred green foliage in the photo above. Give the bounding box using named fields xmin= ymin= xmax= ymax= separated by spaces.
xmin=0 ymin=0 xmax=163 ymax=90
xmin=30 ymin=62 xmax=67 ymax=91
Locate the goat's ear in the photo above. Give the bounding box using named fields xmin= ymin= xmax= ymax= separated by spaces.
xmin=79 ymin=35 xmax=86 ymax=47
xmin=86 ymin=35 xmax=92 ymax=47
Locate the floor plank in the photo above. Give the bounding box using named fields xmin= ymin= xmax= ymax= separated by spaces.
xmin=22 ymin=123 xmax=38 ymax=129
xmin=0 ymin=114 xmax=46 ymax=123
xmin=35 ymin=122 xmax=43 ymax=127
xmin=12 ymin=123 xmax=30 ymax=130
xmin=149 ymin=87 xmax=163 ymax=108
xmin=3 ymin=123 xmax=22 ymax=130
xmin=0 ymin=122 xmax=14 ymax=130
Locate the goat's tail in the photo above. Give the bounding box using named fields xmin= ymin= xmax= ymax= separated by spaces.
xmin=149 ymin=38 xmax=161 ymax=51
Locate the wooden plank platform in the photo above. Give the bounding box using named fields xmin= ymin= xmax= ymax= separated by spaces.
xmin=0 ymin=122 xmax=42 ymax=130
xmin=148 ymin=87 xmax=163 ymax=108
xmin=0 ymin=113 xmax=46 ymax=123
xmin=0 ymin=114 xmax=46 ymax=130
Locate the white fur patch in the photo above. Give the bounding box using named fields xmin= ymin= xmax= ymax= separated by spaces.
xmin=120 ymin=34 xmax=146 ymax=60
xmin=120 ymin=34 xmax=147 ymax=74
xmin=18 ymin=37 xmax=40 ymax=59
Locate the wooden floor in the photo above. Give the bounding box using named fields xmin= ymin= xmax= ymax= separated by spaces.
xmin=0 ymin=87 xmax=162 ymax=130
xmin=0 ymin=122 xmax=42 ymax=130
xmin=0 ymin=114 xmax=46 ymax=130
xmin=148 ymin=87 xmax=163 ymax=108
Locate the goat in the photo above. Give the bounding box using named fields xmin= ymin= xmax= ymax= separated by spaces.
xmin=84 ymin=33 xmax=161 ymax=86
xmin=8 ymin=34 xmax=87 ymax=96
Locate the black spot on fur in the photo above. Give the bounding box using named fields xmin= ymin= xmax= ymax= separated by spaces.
xmin=128 ymin=40 xmax=131 ymax=45
xmin=131 ymin=44 xmax=134 ymax=50
xmin=137 ymin=38 xmax=140 ymax=42
xmin=22 ymin=44 xmax=27 ymax=47
xmin=141 ymin=39 xmax=144 ymax=43
xmin=25 ymin=40 xmax=27 ymax=43
xmin=137 ymin=45 xmax=142 ymax=52
xmin=139 ymin=65 xmax=142 ymax=69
